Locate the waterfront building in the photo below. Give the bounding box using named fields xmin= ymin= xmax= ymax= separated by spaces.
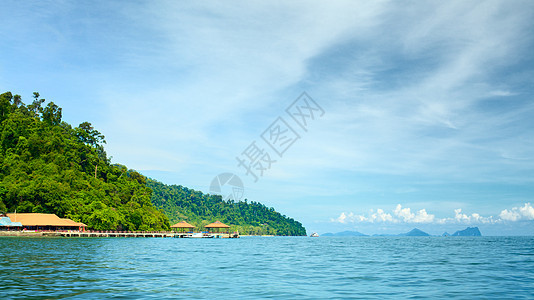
xmin=204 ymin=221 xmax=230 ymax=234
xmin=170 ymin=221 xmax=195 ymax=233
xmin=6 ymin=213 xmax=87 ymax=231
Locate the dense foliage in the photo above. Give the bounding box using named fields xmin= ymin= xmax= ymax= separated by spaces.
xmin=0 ymin=92 xmax=169 ymax=231
xmin=148 ymin=179 xmax=307 ymax=236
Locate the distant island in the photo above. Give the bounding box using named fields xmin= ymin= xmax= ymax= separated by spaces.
xmin=371 ymin=228 xmax=430 ymax=236
xmin=451 ymin=227 xmax=481 ymax=236
xmin=0 ymin=91 xmax=306 ymax=236
xmin=322 ymin=227 xmax=482 ymax=237
xmin=402 ymin=228 xmax=430 ymax=236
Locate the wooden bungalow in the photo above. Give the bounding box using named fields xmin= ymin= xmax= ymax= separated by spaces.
xmin=170 ymin=221 xmax=195 ymax=233
xmin=6 ymin=213 xmax=87 ymax=231
xmin=204 ymin=221 xmax=230 ymax=234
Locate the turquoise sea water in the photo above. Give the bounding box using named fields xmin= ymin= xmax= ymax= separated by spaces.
xmin=1 ymin=236 xmax=533 ymax=299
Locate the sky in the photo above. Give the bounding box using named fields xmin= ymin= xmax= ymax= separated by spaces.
xmin=1 ymin=0 xmax=534 ymax=235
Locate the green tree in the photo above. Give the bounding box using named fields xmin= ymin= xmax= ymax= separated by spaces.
xmin=147 ymin=179 xmax=307 ymax=236
xmin=0 ymin=91 xmax=169 ymax=231
xmin=41 ymin=102 xmax=62 ymax=126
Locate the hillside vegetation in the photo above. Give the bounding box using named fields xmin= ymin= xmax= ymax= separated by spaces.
xmin=148 ymin=179 xmax=307 ymax=236
xmin=0 ymin=91 xmax=169 ymax=231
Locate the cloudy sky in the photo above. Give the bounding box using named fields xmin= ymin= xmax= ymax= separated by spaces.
xmin=2 ymin=1 xmax=533 ymax=235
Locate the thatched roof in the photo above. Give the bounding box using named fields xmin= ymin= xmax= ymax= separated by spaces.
xmin=61 ymin=218 xmax=88 ymax=227
xmin=7 ymin=213 xmax=86 ymax=227
xmin=205 ymin=221 xmax=230 ymax=228
xmin=171 ymin=221 xmax=195 ymax=228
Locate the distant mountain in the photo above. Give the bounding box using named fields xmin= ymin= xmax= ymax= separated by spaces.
xmin=401 ymin=228 xmax=430 ymax=236
xmin=321 ymin=230 xmax=367 ymax=237
xmin=338 ymin=231 xmax=367 ymax=236
xmin=323 ymin=227 xmax=481 ymax=237
xmin=452 ymin=227 xmax=481 ymax=236
xmin=372 ymin=228 xmax=430 ymax=236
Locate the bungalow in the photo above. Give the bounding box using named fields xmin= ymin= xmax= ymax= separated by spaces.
xmin=6 ymin=213 xmax=87 ymax=231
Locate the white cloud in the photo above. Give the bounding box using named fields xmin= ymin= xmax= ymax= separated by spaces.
xmin=330 ymin=211 xmax=371 ymax=224
xmin=393 ymin=204 xmax=435 ymax=223
xmin=333 ymin=204 xmax=435 ymax=224
xmin=499 ymin=203 xmax=534 ymax=221
xmin=370 ymin=209 xmax=395 ymax=223
xmin=333 ymin=203 xmax=534 ymax=225
xmin=334 ymin=212 xmax=349 ymax=224
xmin=499 ymin=209 xmax=521 ymax=222
xmin=448 ymin=209 xmax=495 ymax=224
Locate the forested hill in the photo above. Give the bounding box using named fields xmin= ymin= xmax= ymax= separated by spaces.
xmin=147 ymin=179 xmax=307 ymax=236
xmin=0 ymin=91 xmax=169 ymax=231
xmin=0 ymin=91 xmax=307 ymax=235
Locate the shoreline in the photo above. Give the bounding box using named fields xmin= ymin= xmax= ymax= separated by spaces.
xmin=0 ymin=231 xmax=61 ymax=237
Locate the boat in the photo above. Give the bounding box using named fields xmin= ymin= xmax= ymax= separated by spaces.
xmin=310 ymin=232 xmax=319 ymax=237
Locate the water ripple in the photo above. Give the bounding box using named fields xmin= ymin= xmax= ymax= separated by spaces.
xmin=1 ymin=236 xmax=533 ymax=299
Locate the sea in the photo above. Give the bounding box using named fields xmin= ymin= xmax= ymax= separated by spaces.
xmin=1 ymin=236 xmax=533 ymax=299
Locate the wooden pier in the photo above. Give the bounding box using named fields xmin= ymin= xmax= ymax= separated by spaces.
xmin=1 ymin=230 xmax=239 ymax=238
xmin=61 ymin=231 xmax=175 ymax=238
xmin=59 ymin=231 xmax=239 ymax=238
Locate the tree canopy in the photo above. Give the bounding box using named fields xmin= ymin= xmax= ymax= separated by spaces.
xmin=148 ymin=179 xmax=307 ymax=236
xmin=0 ymin=91 xmax=169 ymax=231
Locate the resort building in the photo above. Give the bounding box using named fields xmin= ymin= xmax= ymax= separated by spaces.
xmin=6 ymin=213 xmax=87 ymax=231
xmin=171 ymin=221 xmax=195 ymax=233
xmin=170 ymin=220 xmax=238 ymax=238
xmin=205 ymin=221 xmax=230 ymax=234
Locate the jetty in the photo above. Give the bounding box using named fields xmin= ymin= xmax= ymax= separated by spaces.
xmin=0 ymin=230 xmax=239 ymax=238
xmin=1 ymin=213 xmax=239 ymax=238
xmin=61 ymin=231 xmax=238 ymax=238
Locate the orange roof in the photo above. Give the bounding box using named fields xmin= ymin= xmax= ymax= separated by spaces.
xmin=205 ymin=221 xmax=230 ymax=228
xmin=60 ymin=218 xmax=87 ymax=227
xmin=7 ymin=213 xmax=86 ymax=227
xmin=171 ymin=221 xmax=195 ymax=228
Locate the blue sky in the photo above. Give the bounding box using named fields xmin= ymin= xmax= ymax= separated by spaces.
xmin=1 ymin=1 xmax=534 ymax=235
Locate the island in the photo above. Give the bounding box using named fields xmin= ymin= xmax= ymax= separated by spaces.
xmin=0 ymin=91 xmax=306 ymax=236
xmin=320 ymin=227 xmax=483 ymax=237
xmin=452 ymin=227 xmax=482 ymax=236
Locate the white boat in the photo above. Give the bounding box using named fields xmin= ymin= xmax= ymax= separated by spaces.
xmin=310 ymin=232 xmax=319 ymax=237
